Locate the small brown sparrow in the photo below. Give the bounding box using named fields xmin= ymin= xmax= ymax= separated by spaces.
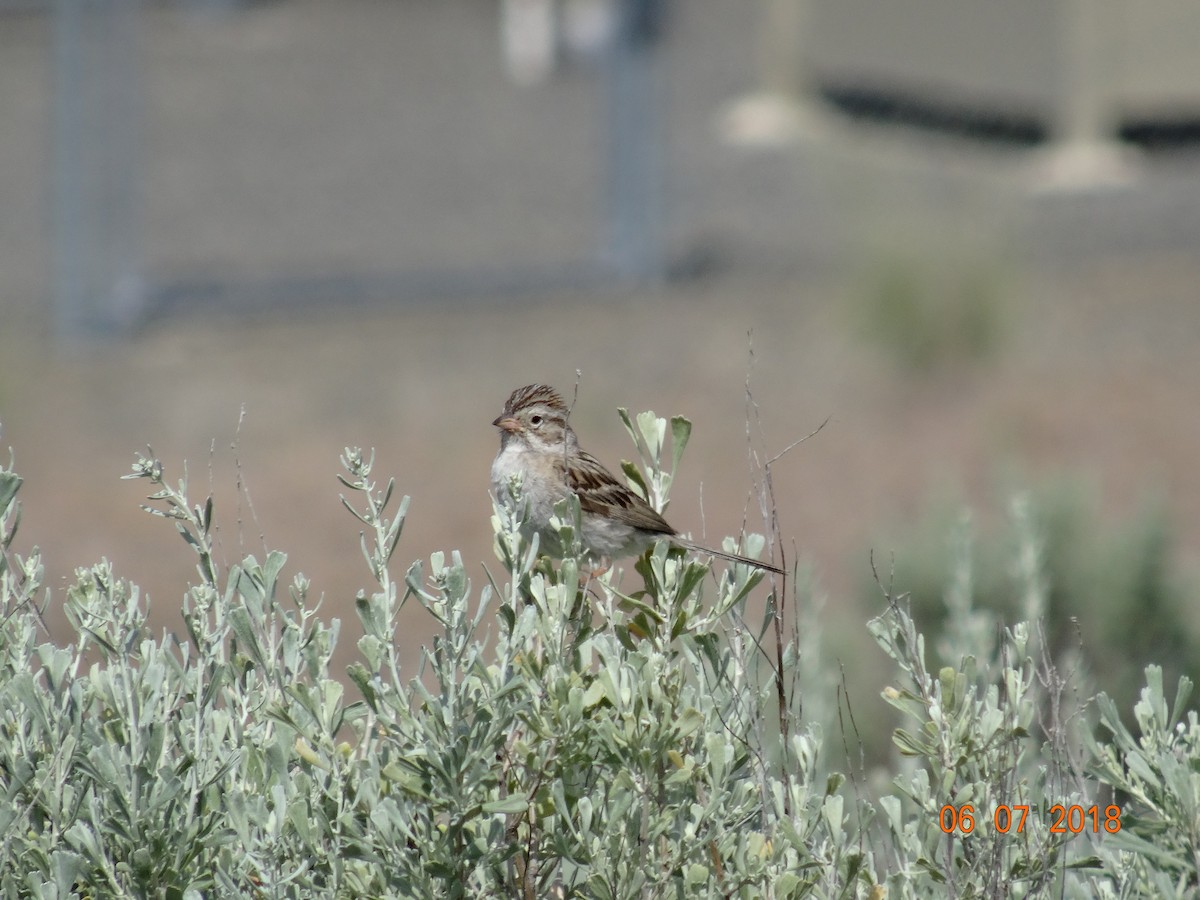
xmin=491 ymin=384 xmax=784 ymax=575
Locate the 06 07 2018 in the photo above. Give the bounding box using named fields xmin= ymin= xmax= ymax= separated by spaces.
xmin=938 ymin=804 xmax=1122 ymax=835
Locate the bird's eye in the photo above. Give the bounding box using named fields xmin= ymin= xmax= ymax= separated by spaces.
xmin=529 ymin=414 xmax=543 ymax=427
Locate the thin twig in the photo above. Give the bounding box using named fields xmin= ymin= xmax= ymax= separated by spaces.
xmin=563 ymin=371 xmax=582 ymax=473
xmin=767 ymin=415 xmax=831 ymax=467
xmin=233 ymin=404 xmax=266 ymax=557
xmin=743 ymin=338 xmax=814 ymax=818
xmin=836 ymin=666 xmax=871 ymax=860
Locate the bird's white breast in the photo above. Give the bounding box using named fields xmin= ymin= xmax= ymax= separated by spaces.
xmin=490 ymin=440 xmax=565 ymax=531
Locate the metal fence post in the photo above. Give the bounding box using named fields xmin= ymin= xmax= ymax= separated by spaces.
xmin=53 ymin=0 xmax=145 ymax=338
xmin=603 ymin=0 xmax=667 ymax=283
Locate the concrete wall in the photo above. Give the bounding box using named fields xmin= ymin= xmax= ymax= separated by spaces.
xmin=800 ymin=0 xmax=1200 ymax=138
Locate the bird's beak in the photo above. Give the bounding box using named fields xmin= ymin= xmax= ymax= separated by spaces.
xmin=493 ymin=415 xmax=521 ymax=434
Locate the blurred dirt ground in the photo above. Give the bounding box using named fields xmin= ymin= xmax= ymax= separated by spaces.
xmin=2 ymin=1 xmax=1200 ymax=713
xmin=5 ymin=250 xmax=1200 ymax=709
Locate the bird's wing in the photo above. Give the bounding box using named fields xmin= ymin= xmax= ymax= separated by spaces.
xmin=560 ymin=451 xmax=675 ymax=536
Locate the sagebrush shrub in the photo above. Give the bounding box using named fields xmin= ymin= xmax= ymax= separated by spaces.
xmin=0 ymin=410 xmax=1194 ymax=898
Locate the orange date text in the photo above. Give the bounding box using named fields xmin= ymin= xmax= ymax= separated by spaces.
xmin=938 ymin=804 xmax=1121 ymax=835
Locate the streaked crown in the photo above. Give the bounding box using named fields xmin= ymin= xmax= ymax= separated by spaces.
xmin=502 ymin=384 xmax=567 ymax=417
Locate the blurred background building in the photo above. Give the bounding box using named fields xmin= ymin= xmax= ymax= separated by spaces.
xmin=16 ymin=0 xmax=1200 ymax=338
xmin=3 ymin=0 xmax=1200 ymax=746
